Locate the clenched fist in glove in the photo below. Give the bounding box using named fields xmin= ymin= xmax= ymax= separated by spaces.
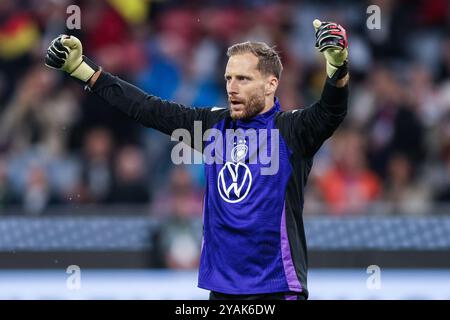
xmin=45 ymin=35 xmax=99 ymax=83
xmin=313 ymin=19 xmax=348 ymax=81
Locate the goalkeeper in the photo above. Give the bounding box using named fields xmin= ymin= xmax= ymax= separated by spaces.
xmin=45 ymin=19 xmax=349 ymax=300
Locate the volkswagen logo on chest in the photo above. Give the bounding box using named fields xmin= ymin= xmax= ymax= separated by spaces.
xmin=217 ymin=140 xmax=253 ymax=203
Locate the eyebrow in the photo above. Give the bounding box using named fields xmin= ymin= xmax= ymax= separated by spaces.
xmin=224 ymin=74 xmax=253 ymax=80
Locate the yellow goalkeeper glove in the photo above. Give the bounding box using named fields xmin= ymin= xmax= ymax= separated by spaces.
xmin=313 ymin=19 xmax=348 ymax=80
xmin=45 ymin=35 xmax=99 ymax=83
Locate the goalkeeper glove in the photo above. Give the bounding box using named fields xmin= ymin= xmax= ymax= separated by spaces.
xmin=45 ymin=35 xmax=99 ymax=83
xmin=313 ymin=19 xmax=348 ymax=81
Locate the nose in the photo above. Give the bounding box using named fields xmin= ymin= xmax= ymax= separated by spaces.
xmin=227 ymin=78 xmax=239 ymax=95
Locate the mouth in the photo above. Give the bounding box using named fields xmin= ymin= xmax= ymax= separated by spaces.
xmin=230 ymin=99 xmax=244 ymax=109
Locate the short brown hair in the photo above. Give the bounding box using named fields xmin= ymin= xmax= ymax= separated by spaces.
xmin=227 ymin=41 xmax=283 ymax=79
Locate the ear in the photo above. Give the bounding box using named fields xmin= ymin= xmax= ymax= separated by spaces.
xmin=265 ymin=76 xmax=279 ymax=96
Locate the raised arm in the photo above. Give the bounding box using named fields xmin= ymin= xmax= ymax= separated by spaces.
xmin=88 ymin=71 xmax=212 ymax=136
xmin=44 ymin=34 xmax=214 ymax=137
xmin=276 ymin=19 xmax=349 ymax=158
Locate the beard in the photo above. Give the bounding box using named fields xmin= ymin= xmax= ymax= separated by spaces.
xmin=229 ymin=91 xmax=266 ymax=121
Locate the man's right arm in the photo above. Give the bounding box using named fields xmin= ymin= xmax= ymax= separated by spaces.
xmin=45 ymin=35 xmax=213 ymax=137
xmin=89 ymin=70 xmax=211 ymax=136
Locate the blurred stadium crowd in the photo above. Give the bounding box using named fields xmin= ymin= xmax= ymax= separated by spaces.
xmin=0 ymin=0 xmax=449 ymax=223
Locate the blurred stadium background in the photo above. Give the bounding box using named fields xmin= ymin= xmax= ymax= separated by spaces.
xmin=0 ymin=0 xmax=449 ymax=299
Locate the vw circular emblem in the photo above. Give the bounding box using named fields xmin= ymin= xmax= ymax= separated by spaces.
xmin=217 ymin=162 xmax=252 ymax=203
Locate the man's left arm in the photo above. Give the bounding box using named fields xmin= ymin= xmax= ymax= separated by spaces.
xmin=277 ymin=19 xmax=349 ymax=158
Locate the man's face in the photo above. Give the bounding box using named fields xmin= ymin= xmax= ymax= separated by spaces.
xmin=225 ymin=53 xmax=268 ymax=120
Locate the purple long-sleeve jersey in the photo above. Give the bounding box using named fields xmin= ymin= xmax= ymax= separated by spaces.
xmin=90 ymin=71 xmax=348 ymax=298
